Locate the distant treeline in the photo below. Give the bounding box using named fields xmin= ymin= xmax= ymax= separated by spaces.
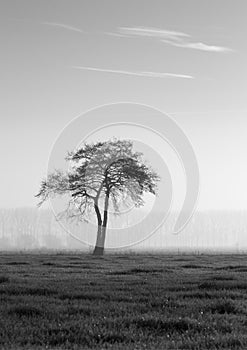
xmin=0 ymin=208 xmax=246 ymax=251
xmin=0 ymin=208 xmax=81 ymax=251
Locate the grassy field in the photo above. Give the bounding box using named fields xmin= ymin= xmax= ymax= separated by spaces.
xmin=0 ymin=253 xmax=247 ymax=349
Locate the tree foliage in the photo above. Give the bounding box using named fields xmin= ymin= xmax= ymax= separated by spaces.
xmin=36 ymin=139 xmax=160 ymax=254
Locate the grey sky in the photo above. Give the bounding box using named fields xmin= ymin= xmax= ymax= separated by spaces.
xmin=0 ymin=0 xmax=247 ymax=211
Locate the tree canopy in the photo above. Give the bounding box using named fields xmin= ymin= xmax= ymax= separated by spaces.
xmin=36 ymin=139 xmax=160 ymax=255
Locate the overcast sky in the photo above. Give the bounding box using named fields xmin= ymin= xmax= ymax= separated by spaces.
xmin=0 ymin=0 xmax=247 ymax=211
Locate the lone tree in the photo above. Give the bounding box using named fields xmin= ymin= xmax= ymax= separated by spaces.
xmin=36 ymin=139 xmax=160 ymax=255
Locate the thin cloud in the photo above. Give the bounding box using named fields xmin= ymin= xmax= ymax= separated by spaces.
xmin=72 ymin=66 xmax=194 ymax=79
xmin=119 ymin=26 xmax=233 ymax=53
xmin=41 ymin=23 xmax=125 ymax=37
xmin=162 ymin=40 xmax=233 ymax=53
xmin=42 ymin=22 xmax=85 ymax=33
xmin=119 ymin=26 xmax=190 ymax=41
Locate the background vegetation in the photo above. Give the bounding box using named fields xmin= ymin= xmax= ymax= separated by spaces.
xmin=0 ymin=208 xmax=247 ymax=252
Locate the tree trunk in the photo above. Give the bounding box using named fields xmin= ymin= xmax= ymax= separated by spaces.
xmin=93 ymin=224 xmax=106 ymax=256
xmin=92 ymin=189 xmax=109 ymax=256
